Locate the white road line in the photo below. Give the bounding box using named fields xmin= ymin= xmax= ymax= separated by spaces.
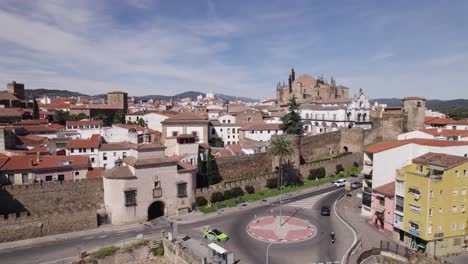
xmin=38 ymin=257 xmax=73 ymax=264
xmin=285 ymin=193 xmax=329 ymax=209
xmin=335 ymin=195 xmax=358 ymax=264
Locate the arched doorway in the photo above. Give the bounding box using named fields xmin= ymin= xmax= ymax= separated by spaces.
xmin=343 ymin=146 xmax=349 ymax=152
xmin=148 ymin=201 xmax=165 ymax=221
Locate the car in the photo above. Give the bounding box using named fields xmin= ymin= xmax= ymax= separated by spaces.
xmin=334 ymin=179 xmax=347 ymax=187
xmin=351 ymin=181 xmax=363 ymax=189
xmin=321 ymin=206 xmax=331 ymax=216
xmin=203 ymin=228 xmax=229 ymax=242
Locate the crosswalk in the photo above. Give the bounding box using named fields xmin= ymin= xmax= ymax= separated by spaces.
xmin=284 ymin=192 xmax=330 ymax=209
xmin=311 ymin=261 xmax=339 ymax=264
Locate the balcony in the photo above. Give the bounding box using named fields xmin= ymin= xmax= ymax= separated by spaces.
xmin=409 ymin=227 xmax=420 ymax=237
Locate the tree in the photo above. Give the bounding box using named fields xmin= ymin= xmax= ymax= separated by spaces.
xmin=196 ymin=153 xmax=204 ymax=188
xmin=137 ymin=118 xmax=145 ymax=127
xmin=112 ymin=110 xmax=125 ymax=124
xmin=54 ymin=110 xmax=68 ymax=125
xmin=70 ymin=113 xmax=89 ymax=121
xmin=280 ymin=95 xmax=303 ymax=135
xmin=206 ymin=149 xmax=214 ymax=186
xmin=32 ymin=99 xmax=39 ymax=119
xmin=94 ymin=113 xmax=109 ymax=125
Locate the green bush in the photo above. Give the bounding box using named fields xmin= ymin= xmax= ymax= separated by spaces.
xmin=266 ymin=178 xmax=278 ymax=189
xmin=308 ymin=167 xmax=326 ymax=180
xmin=245 ymin=185 xmax=255 ymax=194
xmin=91 ymin=246 xmax=120 ymax=258
xmin=336 ymin=164 xmax=344 ymax=174
xmin=210 ymin=192 xmax=224 ymax=203
xmin=122 ymin=239 xmax=149 ymax=252
xmin=152 ymin=242 xmax=164 ymax=256
xmin=231 ymin=186 xmax=244 ymax=197
xmin=223 ymin=189 xmax=234 ymax=200
xmin=195 ymin=196 xmax=208 ymax=206
xmin=353 ymin=161 xmax=360 ymax=168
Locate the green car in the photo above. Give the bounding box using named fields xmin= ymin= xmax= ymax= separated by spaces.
xmin=203 ymin=228 xmax=229 ymax=242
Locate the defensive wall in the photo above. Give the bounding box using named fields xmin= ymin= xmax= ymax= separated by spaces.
xmin=214 ymin=152 xmax=272 ymax=181
xmin=0 ymin=178 xmax=104 ymax=242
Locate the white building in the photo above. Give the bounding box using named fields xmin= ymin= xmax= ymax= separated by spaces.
xmin=161 ymin=112 xmax=210 ymax=144
xmin=209 ymin=122 xmax=241 ymax=145
xmin=103 ymin=144 xmax=196 ymax=225
xmin=398 ymin=128 xmax=468 ymax=141
xmin=103 ymin=124 xmax=154 ymax=144
xmin=165 ymin=135 xmax=200 ymax=165
xmin=300 ymin=88 xmax=371 ymax=134
xmin=239 ymin=123 xmax=283 ymax=142
xmin=66 ymin=120 xmax=103 ymax=139
xmin=65 ymin=134 xmax=101 ymax=168
xmin=361 ymin=138 xmax=468 ymax=217
xmin=125 ymin=111 xmax=176 ymax=132
xmin=218 ymin=114 xmax=236 ymax=124
xmin=99 ymin=143 xmax=131 ymax=170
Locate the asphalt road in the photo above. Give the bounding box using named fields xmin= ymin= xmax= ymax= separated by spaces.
xmin=0 ymin=185 xmax=355 ymax=264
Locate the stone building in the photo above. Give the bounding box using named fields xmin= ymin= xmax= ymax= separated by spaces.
xmin=103 ymin=144 xmax=196 ymax=225
xmin=402 ymin=97 xmax=426 ymax=131
xmin=276 ymin=68 xmax=349 ymax=104
xmin=107 ymin=91 xmax=128 ymax=114
xmin=7 ymin=81 xmax=25 ymax=101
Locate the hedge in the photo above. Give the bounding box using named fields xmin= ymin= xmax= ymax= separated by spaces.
xmin=231 ymin=186 xmax=244 ymax=197
xmin=266 ymin=178 xmax=278 ymax=189
xmin=308 ymin=167 xmax=326 ymax=180
xmin=210 ymin=192 xmax=224 ymax=203
xmin=245 ymin=185 xmax=255 ymax=194
xmin=195 ymin=196 xmax=208 ymax=206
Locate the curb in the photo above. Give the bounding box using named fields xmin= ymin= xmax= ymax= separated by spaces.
xmin=334 ymin=193 xmax=361 ymax=264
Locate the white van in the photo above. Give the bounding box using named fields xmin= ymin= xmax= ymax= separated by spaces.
xmin=334 ymin=179 xmax=347 ymax=187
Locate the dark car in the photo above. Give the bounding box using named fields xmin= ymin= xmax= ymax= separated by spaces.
xmin=321 ymin=206 xmax=331 ymax=216
xmin=351 ymin=181 xmax=363 ymax=189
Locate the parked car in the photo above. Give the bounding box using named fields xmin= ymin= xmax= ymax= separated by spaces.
xmin=203 ymin=229 xmax=229 ymax=242
xmin=334 ymin=179 xmax=347 ymax=187
xmin=321 ymin=206 xmax=331 ymax=216
xmin=351 ymin=181 xmax=363 ymax=189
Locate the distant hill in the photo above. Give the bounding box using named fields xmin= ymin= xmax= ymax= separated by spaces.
xmin=25 ymin=88 xmax=259 ymax=102
xmin=25 ymin=89 xmax=87 ymax=99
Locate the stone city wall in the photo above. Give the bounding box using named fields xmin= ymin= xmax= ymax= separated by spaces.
xmin=214 ymin=152 xmax=273 ymax=181
xmin=299 ymin=152 xmax=363 ymax=176
xmin=0 ymin=178 xmax=104 ymax=242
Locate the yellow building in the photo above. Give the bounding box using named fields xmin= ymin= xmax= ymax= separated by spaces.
xmin=395 ymin=152 xmax=468 ymax=257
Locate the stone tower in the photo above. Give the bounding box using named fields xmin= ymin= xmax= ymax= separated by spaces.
xmin=7 ymin=81 xmax=25 ymax=100
xmin=107 ymin=91 xmax=128 ymax=113
xmin=402 ymin=97 xmax=426 ymax=131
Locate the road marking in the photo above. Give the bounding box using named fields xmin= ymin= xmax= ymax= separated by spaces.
xmin=334 ymin=194 xmax=358 ymax=264
xmin=284 ymin=192 xmax=329 ymax=209
xmin=83 ymin=236 xmax=95 ymax=240
xmin=38 ymin=257 xmax=73 ymax=264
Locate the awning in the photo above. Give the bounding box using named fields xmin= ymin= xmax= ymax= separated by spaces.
xmin=373 ymin=204 xmax=385 ymax=213
xmin=362 ymin=166 xmax=372 ymax=175
xmin=208 ymin=243 xmax=227 ymax=254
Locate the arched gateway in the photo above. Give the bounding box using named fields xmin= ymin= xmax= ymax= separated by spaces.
xmin=148 ymin=201 xmax=165 ymax=221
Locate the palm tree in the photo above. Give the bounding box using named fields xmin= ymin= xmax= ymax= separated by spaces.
xmin=268 ymin=135 xmax=294 ymax=225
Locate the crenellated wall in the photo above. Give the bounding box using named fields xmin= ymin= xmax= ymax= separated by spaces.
xmin=0 ymin=178 xmax=103 ymax=242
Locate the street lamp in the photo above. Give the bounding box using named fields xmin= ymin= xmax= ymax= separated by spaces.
xmin=266 ymin=242 xmax=274 ymax=264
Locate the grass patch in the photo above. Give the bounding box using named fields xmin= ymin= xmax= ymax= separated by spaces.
xmin=91 ymin=246 xmax=120 ymax=258
xmin=306 ymin=152 xmax=352 ymax=164
xmin=152 ymin=242 xmax=164 ymax=256
xmin=122 ymin=239 xmax=149 ymax=252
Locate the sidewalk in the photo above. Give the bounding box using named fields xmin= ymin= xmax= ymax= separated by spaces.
xmin=336 ymin=190 xmax=400 ymax=264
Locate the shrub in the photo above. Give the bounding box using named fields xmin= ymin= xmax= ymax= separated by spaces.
xmin=266 ymin=178 xmax=278 ymax=189
xmin=231 ymin=186 xmax=245 ymax=197
xmin=91 ymin=246 xmax=120 ymax=258
xmin=336 ymin=164 xmax=344 ymax=174
xmin=353 ymin=161 xmax=360 ymax=168
xmin=123 ymin=239 xmax=149 ymax=252
xmin=308 ymin=167 xmax=326 ymax=180
xmin=152 ymin=242 xmax=164 ymax=256
xmin=223 ymin=189 xmax=233 ymax=200
xmin=195 ymin=196 xmax=208 ymax=207
xmin=210 ymin=192 xmax=224 ymax=203
xmin=245 ymin=185 xmax=255 ymax=194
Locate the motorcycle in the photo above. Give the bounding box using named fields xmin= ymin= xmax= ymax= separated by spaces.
xmin=331 ymin=233 xmax=336 ymax=244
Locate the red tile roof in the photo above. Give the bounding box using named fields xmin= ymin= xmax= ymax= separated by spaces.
xmin=373 ymin=182 xmax=395 ymax=197
xmin=86 ymin=167 xmax=104 ymax=178
xmin=240 ymin=123 xmax=281 ymax=131
xmin=365 ymin=138 xmax=468 ymax=153
xmin=17 ymin=135 xmax=48 ymax=147
xmin=70 ymin=104 xmax=123 ymax=110
xmin=226 ymin=144 xmax=242 ymax=155
xmin=0 ymin=108 xmax=22 ymax=117
xmin=418 ymin=128 xmax=468 ymax=138
xmin=166 ymin=112 xmax=207 ymax=120
xmin=20 ymin=125 xmax=59 ymax=133
xmin=449 ymin=120 xmax=468 ymax=125
xmin=413 ymin=152 xmax=468 ymax=169
xmin=66 ymin=120 xmax=102 ymax=126
xmin=66 ymin=134 xmax=101 ymax=149
xmin=38 ymin=102 xmax=71 ymax=110
xmin=424 ymin=117 xmax=455 ymax=125
xmin=1 ymin=155 xmax=89 ymax=171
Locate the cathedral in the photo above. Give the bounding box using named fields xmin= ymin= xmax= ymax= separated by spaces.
xmin=276 ymin=68 xmax=350 ymax=104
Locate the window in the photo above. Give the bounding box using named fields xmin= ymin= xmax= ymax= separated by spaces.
xmin=460 ymin=223 xmax=465 ymax=230
xmin=7 ymin=173 xmax=14 ymax=184
xmin=172 ymin=131 xmax=178 ymax=137
xmin=437 ymin=225 xmax=442 ymax=231
xmin=455 ymin=170 xmax=459 ymax=178
xmin=228 ymin=120 xmax=231 ymax=123
xmin=396 ymin=180 xmax=404 ymax=194
xmin=417 ymin=101 xmax=421 ymax=107
xmin=454 ymin=188 xmax=458 ymax=196
xmin=222 ymin=120 xmax=226 ymax=123
xmin=464 ymin=170 xmax=467 ymax=177
xmin=439 ymin=208 xmax=443 ymax=213
xmin=333 ymin=114 xmax=336 ymax=120
xmin=71 ymin=148 xmax=74 ymax=153
xmin=440 ymin=189 xmax=444 ymax=195
xmin=451 ymin=223 xmax=457 ymax=231
xmin=103 ymin=153 xmax=107 ymax=160
xmin=463 ymin=188 xmax=467 ymax=195
xmin=409 ymin=204 xmax=421 ymax=213
xmin=91 ymin=148 xmax=94 ymax=153
xmin=378 ymin=196 xmax=385 ymax=206
xmin=408 ymin=187 xmax=420 ymax=195
xmin=211 ymin=128 xmax=216 ymax=135
xmin=395 ymin=196 xmax=404 ymax=212
xmin=418 ymin=165 xmax=423 ymax=173
xmin=227 ymin=128 xmax=231 ymax=134
xmin=46 ymin=175 xmax=52 ymax=182
xmin=123 ymin=152 xmax=127 ymax=158
xmin=452 ymin=206 xmax=458 ymax=213
xmin=409 ymin=222 xmax=419 ymax=230
xmin=91 ymin=157 xmax=95 ymax=163
xmin=177 ymin=182 xmax=187 ymax=197
xmin=75 ymin=171 xmax=79 ymax=176
xmin=124 ymin=190 xmax=137 ymax=207
xmin=154 ymin=181 xmax=160 ymax=188
xmin=427 ymin=225 xmax=432 ymax=235
xmin=113 ymin=152 xmax=117 ymax=157
xmin=429 ymin=208 xmax=432 ymax=216
xmin=103 ymin=163 xmax=107 ymax=169
xmin=394 ymin=214 xmax=403 ymax=223
xmin=58 ymin=175 xmax=64 ymax=181
xmin=462 ymin=205 xmax=466 ymax=213
xmin=430 ymin=190 xmax=434 ymax=198
xmin=21 ymin=173 xmax=28 ymax=184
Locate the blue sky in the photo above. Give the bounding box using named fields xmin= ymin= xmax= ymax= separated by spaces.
xmin=0 ymin=0 xmax=467 ymax=100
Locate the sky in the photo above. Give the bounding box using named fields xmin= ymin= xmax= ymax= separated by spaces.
xmin=0 ymin=0 xmax=467 ymax=100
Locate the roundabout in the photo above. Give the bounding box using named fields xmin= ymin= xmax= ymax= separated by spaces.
xmin=247 ymin=215 xmax=316 ymax=243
